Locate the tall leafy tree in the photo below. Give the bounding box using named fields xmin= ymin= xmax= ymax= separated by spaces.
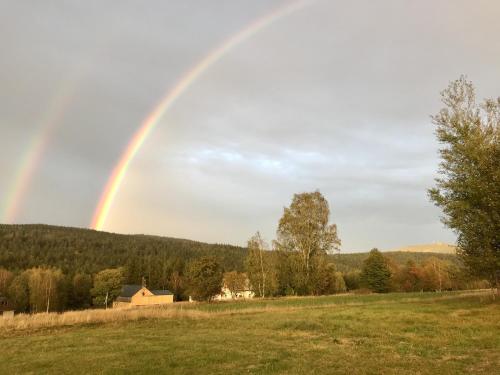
xmin=361 ymin=249 xmax=391 ymax=293
xmin=343 ymin=270 xmax=361 ymax=291
xmin=7 ymin=273 xmax=30 ymax=312
xmin=26 ymin=267 xmax=66 ymax=313
xmin=310 ymin=256 xmax=346 ymax=295
xmin=0 ymin=268 xmax=13 ymax=296
xmin=71 ymin=273 xmax=93 ymax=309
xmin=429 ymin=77 xmax=499 ymax=286
xmin=223 ymin=271 xmax=248 ymax=298
xmin=187 ymin=257 xmax=223 ymax=302
xmin=91 ymin=268 xmax=124 ymax=308
xmin=245 ymin=232 xmax=270 ymax=297
xmin=275 ymin=191 xmax=341 ymax=293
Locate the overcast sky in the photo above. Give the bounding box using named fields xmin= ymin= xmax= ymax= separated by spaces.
xmin=1 ymin=0 xmax=499 ymax=251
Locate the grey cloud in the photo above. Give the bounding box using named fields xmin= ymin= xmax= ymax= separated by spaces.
xmin=1 ymin=0 xmax=498 ymax=250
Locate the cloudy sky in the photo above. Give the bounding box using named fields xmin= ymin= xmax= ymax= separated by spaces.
xmin=1 ymin=0 xmax=499 ymax=251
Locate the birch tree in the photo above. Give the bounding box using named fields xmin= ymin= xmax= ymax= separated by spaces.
xmin=429 ymin=76 xmax=499 ymax=287
xmin=246 ymin=232 xmax=269 ymax=298
xmin=26 ymin=268 xmax=64 ymax=313
xmin=275 ymin=191 xmax=341 ymax=292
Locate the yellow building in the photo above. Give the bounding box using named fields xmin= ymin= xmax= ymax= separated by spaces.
xmin=113 ymin=285 xmax=174 ymax=308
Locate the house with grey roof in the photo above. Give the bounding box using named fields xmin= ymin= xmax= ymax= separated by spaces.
xmin=113 ymin=284 xmax=174 ymax=308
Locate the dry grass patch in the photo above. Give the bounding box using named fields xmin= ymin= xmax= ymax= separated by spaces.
xmin=0 ymin=291 xmax=498 ymax=375
xmin=0 ymin=305 xmax=211 ymax=333
xmin=1 ymin=290 xmax=496 ymax=336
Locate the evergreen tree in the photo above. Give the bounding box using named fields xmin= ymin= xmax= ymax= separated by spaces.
xmin=361 ymin=249 xmax=391 ymax=293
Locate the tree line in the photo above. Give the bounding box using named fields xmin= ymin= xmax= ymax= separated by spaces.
xmin=0 ymin=189 xmax=491 ymax=313
xmin=1 ymin=76 xmax=497 ymax=311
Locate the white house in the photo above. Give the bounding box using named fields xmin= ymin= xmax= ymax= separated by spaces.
xmin=214 ymin=279 xmax=255 ymax=301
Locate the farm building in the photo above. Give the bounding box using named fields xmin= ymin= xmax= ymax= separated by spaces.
xmin=113 ymin=285 xmax=174 ymax=308
xmin=214 ymin=285 xmax=255 ymax=301
xmin=0 ymin=296 xmax=14 ymax=318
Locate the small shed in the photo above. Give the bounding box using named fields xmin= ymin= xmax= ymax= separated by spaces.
xmin=113 ymin=285 xmax=174 ymax=308
xmin=0 ymin=296 xmax=15 ymax=318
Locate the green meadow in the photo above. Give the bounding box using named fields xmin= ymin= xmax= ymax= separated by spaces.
xmin=1 ymin=291 xmax=498 ymax=375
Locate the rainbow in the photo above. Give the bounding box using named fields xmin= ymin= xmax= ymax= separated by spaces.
xmin=2 ymin=87 xmax=75 ymax=223
xmin=2 ymin=38 xmax=114 ymax=224
xmin=91 ymin=0 xmax=314 ymax=230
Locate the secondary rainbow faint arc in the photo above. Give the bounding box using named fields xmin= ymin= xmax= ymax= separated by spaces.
xmin=91 ymin=0 xmax=314 ymax=230
xmin=2 ymin=86 xmax=75 ymax=223
xmin=2 ymin=37 xmax=115 ymax=224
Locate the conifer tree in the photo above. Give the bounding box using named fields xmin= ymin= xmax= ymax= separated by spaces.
xmin=361 ymin=249 xmax=391 ymax=293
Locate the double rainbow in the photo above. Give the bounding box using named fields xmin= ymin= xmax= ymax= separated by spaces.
xmin=2 ymin=84 xmax=76 ymax=223
xmin=2 ymin=39 xmax=113 ymax=224
xmin=91 ymin=0 xmax=313 ymax=230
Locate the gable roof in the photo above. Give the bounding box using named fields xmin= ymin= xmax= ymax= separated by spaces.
xmin=151 ymin=290 xmax=173 ymax=296
xmin=119 ymin=285 xmax=143 ymax=298
xmin=118 ymin=285 xmax=173 ymax=299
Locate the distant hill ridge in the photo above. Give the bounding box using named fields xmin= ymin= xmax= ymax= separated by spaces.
xmin=0 ymin=224 xmax=247 ymax=274
xmin=0 ymin=224 xmax=459 ymax=274
xmin=386 ymin=243 xmax=457 ymax=254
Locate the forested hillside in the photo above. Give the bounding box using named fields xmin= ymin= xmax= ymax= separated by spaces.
xmin=0 ymin=224 xmax=459 ymax=276
xmin=0 ymin=224 xmax=483 ymax=313
xmin=0 ymin=224 xmax=247 ymax=275
xmin=334 ymin=251 xmax=460 ymax=273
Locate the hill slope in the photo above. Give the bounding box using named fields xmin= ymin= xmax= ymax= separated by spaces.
xmin=333 ymin=251 xmax=460 ymax=273
xmin=387 ymin=243 xmax=457 ymax=254
xmin=0 ymin=224 xmax=247 ymax=275
xmin=0 ymin=224 xmax=459 ymax=276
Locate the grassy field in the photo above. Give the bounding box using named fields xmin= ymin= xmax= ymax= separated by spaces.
xmin=1 ymin=291 xmax=498 ymax=374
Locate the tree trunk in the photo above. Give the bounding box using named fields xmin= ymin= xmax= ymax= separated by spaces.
xmin=259 ymin=247 xmax=266 ymax=298
xmin=46 ymin=276 xmax=52 ymax=313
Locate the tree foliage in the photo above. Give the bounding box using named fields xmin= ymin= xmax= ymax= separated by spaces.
xmin=223 ymin=271 xmax=248 ymax=298
xmin=275 ymin=191 xmax=340 ymax=293
xmin=429 ymin=77 xmax=500 ymax=286
xmin=0 ymin=224 xmax=246 ymax=277
xmin=0 ymin=268 xmax=13 ymax=296
xmin=7 ymin=273 xmax=30 ymax=312
xmin=245 ymin=232 xmax=272 ymax=297
xmin=91 ymin=268 xmax=124 ymax=308
xmin=187 ymin=257 xmax=223 ymax=302
xmin=27 ymin=267 xmax=66 ymax=313
xmin=5 ymin=268 xmax=66 ymax=312
xmin=309 ymin=256 xmax=346 ymax=295
xmin=71 ymin=273 xmax=93 ymax=309
xmin=0 ymin=224 xmax=245 ymax=303
xmin=361 ymin=249 xmax=391 ymax=293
